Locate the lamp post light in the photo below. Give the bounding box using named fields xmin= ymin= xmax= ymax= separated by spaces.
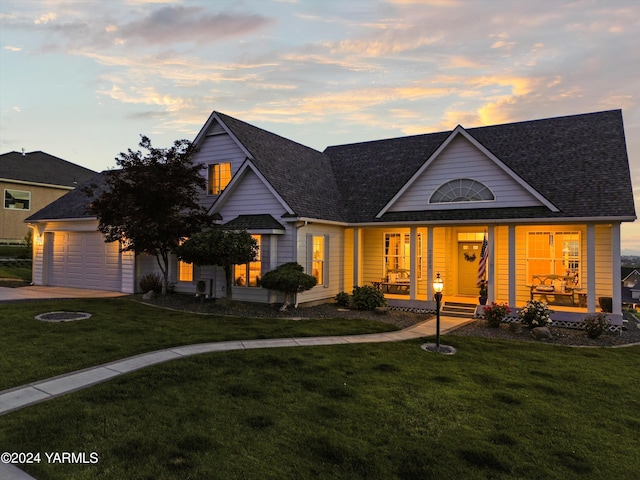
xmin=433 ymin=272 xmax=444 ymax=349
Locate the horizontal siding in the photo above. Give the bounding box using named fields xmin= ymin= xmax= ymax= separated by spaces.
xmin=194 ymin=129 xmax=247 ymax=208
xmin=595 ymin=224 xmax=613 ymax=300
xmin=389 ymin=136 xmax=542 ymax=212
xmin=296 ymin=224 xmax=344 ymax=304
xmin=219 ymin=169 xmax=285 ymax=218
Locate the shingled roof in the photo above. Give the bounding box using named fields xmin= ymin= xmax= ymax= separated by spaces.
xmin=215 ymin=112 xmax=347 ymax=222
xmin=24 ymin=171 xmax=108 ymax=221
xmin=27 ymin=110 xmax=636 ymax=226
xmin=0 ymin=151 xmax=96 ymax=187
xmin=325 ymin=109 xmax=636 ymax=223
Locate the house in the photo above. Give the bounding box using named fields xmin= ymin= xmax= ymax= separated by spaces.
xmin=25 ymin=109 xmax=636 ymax=327
xmin=1 ymin=150 xmax=96 ymax=243
xmin=622 ymin=268 xmax=640 ymax=307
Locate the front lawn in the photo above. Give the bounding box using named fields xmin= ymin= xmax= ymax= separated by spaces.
xmin=3 ymin=337 xmax=639 ymax=479
xmin=0 ymin=297 xmax=397 ymax=390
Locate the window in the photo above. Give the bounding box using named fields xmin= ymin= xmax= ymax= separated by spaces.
xmin=234 ymin=235 xmax=261 ymax=287
xmin=384 ymin=232 xmax=422 ymax=280
xmin=527 ymin=232 xmax=580 ymax=285
xmin=208 ymin=162 xmax=232 ymax=195
xmin=312 ymin=236 xmax=324 ymax=285
xmin=178 ymin=261 xmax=193 ymax=282
xmin=4 ymin=189 xmax=31 ymax=210
xmin=430 ymin=179 xmax=494 ymax=203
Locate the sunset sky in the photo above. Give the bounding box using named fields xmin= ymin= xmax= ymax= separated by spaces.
xmin=1 ymin=0 xmax=639 ymax=253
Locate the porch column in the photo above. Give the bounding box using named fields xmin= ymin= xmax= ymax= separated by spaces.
xmin=409 ymin=227 xmax=417 ymax=300
xmin=487 ymin=225 xmax=495 ymax=304
xmin=353 ymin=227 xmax=361 ymax=287
xmin=508 ymin=225 xmax=516 ymax=306
xmin=587 ymin=224 xmax=596 ymax=312
xmin=612 ymin=222 xmax=622 ymax=316
xmin=427 ymin=226 xmax=434 ymax=300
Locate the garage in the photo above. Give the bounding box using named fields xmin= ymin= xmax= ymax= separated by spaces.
xmin=46 ymin=232 xmax=124 ymax=291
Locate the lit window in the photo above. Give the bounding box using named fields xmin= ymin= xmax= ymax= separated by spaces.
xmin=527 ymin=232 xmax=580 ymax=285
xmin=384 ymin=232 xmax=422 ymax=280
xmin=430 ymin=179 xmax=494 ymax=203
xmin=178 ymin=261 xmax=193 ymax=282
xmin=208 ymin=163 xmax=232 ymax=195
xmin=4 ymin=189 xmax=31 ymax=210
xmin=312 ymin=236 xmax=324 ymax=285
xmin=234 ymin=235 xmax=261 ymax=287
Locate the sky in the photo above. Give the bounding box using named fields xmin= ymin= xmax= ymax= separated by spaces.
xmin=1 ymin=0 xmax=639 ymax=253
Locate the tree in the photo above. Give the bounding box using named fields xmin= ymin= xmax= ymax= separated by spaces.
xmin=260 ymin=262 xmax=317 ymax=311
xmin=85 ymin=135 xmax=211 ymax=294
xmin=175 ymin=228 xmax=258 ymax=301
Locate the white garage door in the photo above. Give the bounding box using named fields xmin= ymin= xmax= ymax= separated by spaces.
xmin=48 ymin=232 xmax=123 ymax=291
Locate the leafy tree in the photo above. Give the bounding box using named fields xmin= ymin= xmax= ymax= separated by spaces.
xmin=85 ymin=135 xmax=211 ymax=294
xmin=260 ymin=262 xmax=317 ymax=311
xmin=175 ymin=228 xmax=258 ymax=301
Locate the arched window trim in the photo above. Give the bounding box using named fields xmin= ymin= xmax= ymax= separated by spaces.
xmin=429 ymin=178 xmax=495 ymax=204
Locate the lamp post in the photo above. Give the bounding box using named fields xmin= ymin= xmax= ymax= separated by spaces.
xmin=433 ymin=272 xmax=444 ymax=349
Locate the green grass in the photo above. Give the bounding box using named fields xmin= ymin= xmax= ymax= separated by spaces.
xmin=0 ymin=297 xmax=397 ymax=390
xmin=0 ymin=264 xmax=31 ymax=281
xmin=2 ymin=338 xmax=639 ymax=479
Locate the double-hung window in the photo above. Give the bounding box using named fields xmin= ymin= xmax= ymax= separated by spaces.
xmin=208 ymin=163 xmax=231 ymax=195
xmin=527 ymin=232 xmax=580 ymax=285
xmin=4 ymin=189 xmax=31 ymax=210
xmin=234 ymin=235 xmax=261 ymax=287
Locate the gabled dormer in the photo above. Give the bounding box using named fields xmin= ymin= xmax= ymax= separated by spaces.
xmin=377 ymin=125 xmax=558 ymax=217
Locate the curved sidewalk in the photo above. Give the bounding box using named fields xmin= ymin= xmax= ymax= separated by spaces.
xmin=0 ymin=315 xmax=471 ymax=417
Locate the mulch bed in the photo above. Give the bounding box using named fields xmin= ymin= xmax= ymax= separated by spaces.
xmin=137 ymin=293 xmax=640 ymax=347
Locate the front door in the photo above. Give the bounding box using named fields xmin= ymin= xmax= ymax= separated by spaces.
xmin=458 ymin=242 xmax=482 ymax=295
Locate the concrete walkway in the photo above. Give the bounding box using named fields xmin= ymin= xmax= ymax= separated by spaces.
xmin=0 ymin=314 xmax=470 ymax=480
xmin=0 ymin=286 xmax=127 ymax=301
xmin=0 ymin=315 xmax=470 ymax=416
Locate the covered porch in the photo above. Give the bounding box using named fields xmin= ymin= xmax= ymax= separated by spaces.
xmin=347 ymin=222 xmax=623 ymax=327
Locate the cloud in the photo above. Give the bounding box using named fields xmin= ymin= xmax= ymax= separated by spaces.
xmin=3 ymin=45 xmax=22 ymax=51
xmin=117 ymin=6 xmax=272 ymax=46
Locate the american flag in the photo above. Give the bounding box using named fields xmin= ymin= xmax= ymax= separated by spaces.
xmin=477 ymin=233 xmax=488 ymax=286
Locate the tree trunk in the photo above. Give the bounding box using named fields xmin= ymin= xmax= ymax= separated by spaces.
xmin=224 ymin=265 xmax=233 ymax=301
xmin=156 ymin=251 xmax=169 ymax=295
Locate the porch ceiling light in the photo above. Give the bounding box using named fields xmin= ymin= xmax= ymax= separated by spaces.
xmin=433 ymin=272 xmax=444 ymax=293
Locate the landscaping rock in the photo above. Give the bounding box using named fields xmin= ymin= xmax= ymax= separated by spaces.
xmin=374 ymin=306 xmax=388 ymax=315
xmin=142 ymin=290 xmax=157 ymax=300
xmin=531 ymin=326 xmax=553 ymax=341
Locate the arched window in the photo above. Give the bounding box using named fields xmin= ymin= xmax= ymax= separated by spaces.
xmin=429 ymin=178 xmax=495 ymax=203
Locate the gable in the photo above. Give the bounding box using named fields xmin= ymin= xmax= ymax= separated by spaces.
xmin=385 ymin=135 xmax=549 ymax=213
xmin=211 ymin=164 xmax=292 ymax=220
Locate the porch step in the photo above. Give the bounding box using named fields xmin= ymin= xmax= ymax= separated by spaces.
xmin=441 ymin=301 xmax=477 ymax=318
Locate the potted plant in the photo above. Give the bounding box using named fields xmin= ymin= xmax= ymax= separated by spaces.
xmin=478 ymin=280 xmax=487 ymax=305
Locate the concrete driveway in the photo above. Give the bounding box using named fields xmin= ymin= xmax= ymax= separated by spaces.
xmin=0 ymin=286 xmax=127 ymax=302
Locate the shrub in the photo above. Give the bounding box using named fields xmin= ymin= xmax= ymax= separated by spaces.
xmin=335 ymin=292 xmax=351 ymax=308
xmin=260 ymin=262 xmax=317 ymax=311
xmin=583 ymin=313 xmax=610 ymax=339
xmin=350 ymin=286 xmax=386 ymax=311
xmin=139 ymin=273 xmax=162 ymax=294
xmin=483 ymin=302 xmax=511 ymax=328
xmin=519 ymin=300 xmax=551 ymax=327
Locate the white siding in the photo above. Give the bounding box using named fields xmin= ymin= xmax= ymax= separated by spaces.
xmin=296 ymin=224 xmax=344 ymax=305
xmin=193 ymin=126 xmax=247 ymax=208
xmin=389 ymin=136 xmax=543 ymax=212
xmin=218 ymin=169 xmax=286 ymax=219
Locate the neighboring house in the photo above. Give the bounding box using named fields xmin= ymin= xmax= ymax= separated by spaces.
xmin=1 ymin=151 xmax=96 ymax=243
xmin=25 ymin=109 xmax=636 ymax=327
xmin=622 ymin=268 xmax=640 ymax=306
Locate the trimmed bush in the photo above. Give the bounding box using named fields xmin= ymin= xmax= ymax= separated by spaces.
xmin=350 ymin=286 xmax=386 ymax=311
